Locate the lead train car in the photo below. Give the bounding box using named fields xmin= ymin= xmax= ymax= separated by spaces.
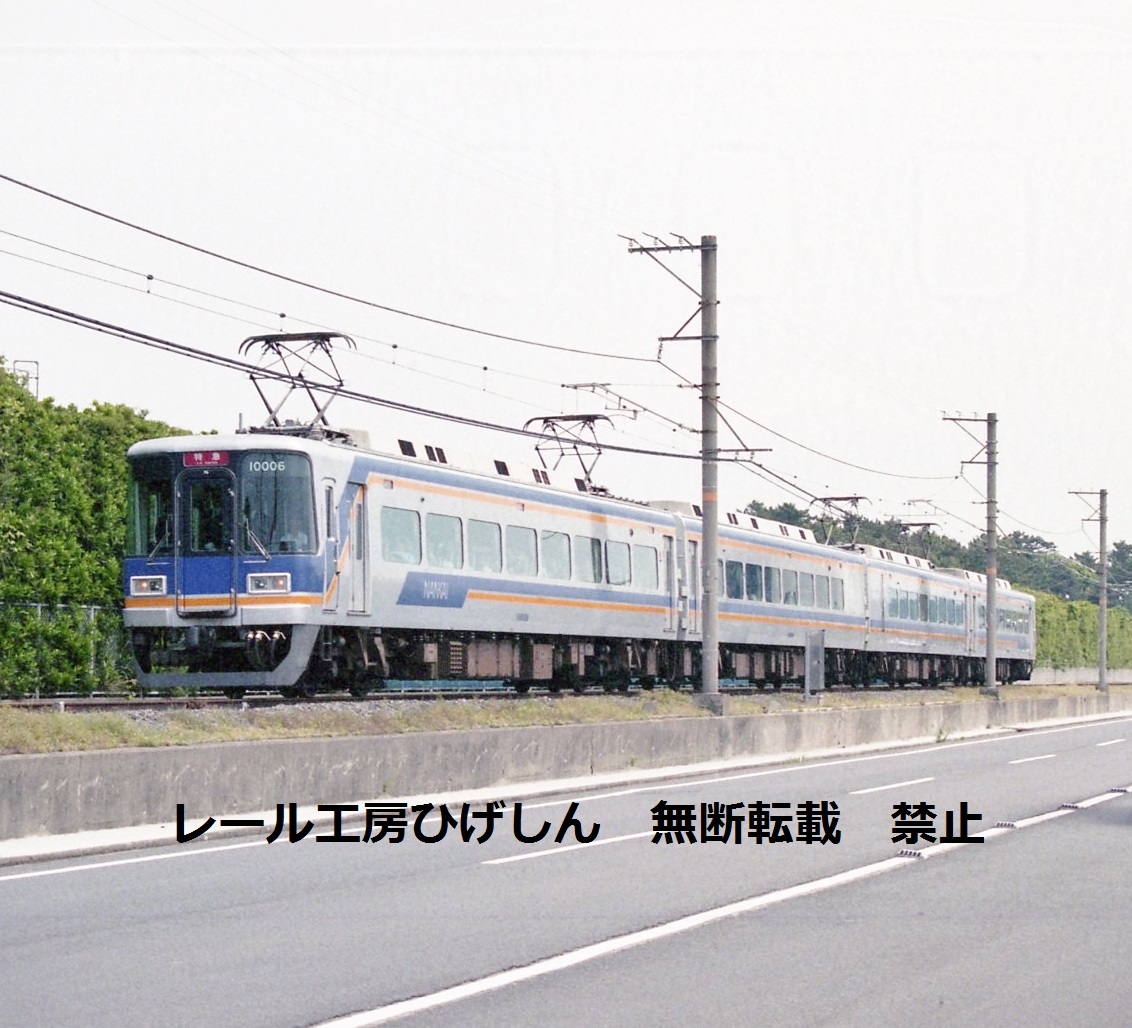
xmin=123 ymin=431 xmax=1036 ymax=693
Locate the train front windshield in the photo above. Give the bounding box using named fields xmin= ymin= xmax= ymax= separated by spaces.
xmin=126 ymin=450 xmax=317 ymax=558
xmin=238 ymin=452 xmax=316 ymax=554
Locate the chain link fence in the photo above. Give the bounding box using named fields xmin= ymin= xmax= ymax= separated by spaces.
xmin=0 ymin=603 xmax=132 ymax=697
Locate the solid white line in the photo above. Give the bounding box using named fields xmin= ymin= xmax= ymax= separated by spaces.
xmin=0 ymin=840 xmax=265 ymax=883
xmin=1061 ymin=790 xmax=1126 ymax=810
xmin=482 ymin=831 xmax=653 ymax=865
xmin=850 ymin=776 xmax=934 ymax=795
xmin=316 ymin=856 xmax=912 ymax=1027
xmin=1008 ymin=753 xmax=1056 ymax=765
xmin=1096 ymin=738 xmax=1125 ymax=747
xmin=1013 ymin=809 xmax=1074 ymax=829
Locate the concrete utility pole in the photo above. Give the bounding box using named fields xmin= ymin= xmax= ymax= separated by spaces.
xmin=626 ymin=233 xmax=719 ymax=696
xmin=700 ymin=235 xmax=719 ymax=696
xmin=1100 ymin=488 xmax=1108 ymax=693
xmin=986 ymin=412 xmax=998 ymax=697
xmin=1071 ymin=487 xmax=1108 ymax=693
xmin=944 ymin=412 xmax=999 ymax=698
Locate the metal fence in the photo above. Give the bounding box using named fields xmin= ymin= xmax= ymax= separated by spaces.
xmin=0 ymin=603 xmax=132 ymax=696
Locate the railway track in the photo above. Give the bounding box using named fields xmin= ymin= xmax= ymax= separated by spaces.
xmin=3 ymin=678 xmax=969 ymax=714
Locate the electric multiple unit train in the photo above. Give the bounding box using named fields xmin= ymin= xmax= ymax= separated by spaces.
xmin=123 ymin=427 xmax=1036 ymax=695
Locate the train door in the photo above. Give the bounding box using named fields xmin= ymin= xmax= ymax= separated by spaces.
xmin=348 ymin=482 xmax=368 ymax=614
xmin=966 ymin=590 xmax=977 ymax=654
xmin=322 ymin=481 xmax=339 ymax=612
xmin=688 ymin=539 xmax=699 ymax=634
xmin=664 ymin=535 xmax=678 ymax=634
xmin=173 ymin=467 xmax=237 ymax=616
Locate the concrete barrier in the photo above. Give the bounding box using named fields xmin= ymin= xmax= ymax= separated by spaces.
xmin=1024 ymin=667 xmax=1132 ymax=686
xmin=3 ymin=691 xmax=1132 ymax=842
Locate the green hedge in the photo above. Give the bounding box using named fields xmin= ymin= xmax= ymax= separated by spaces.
xmin=1034 ymin=591 xmax=1132 ymax=669
xmin=0 ymin=604 xmax=130 ymax=695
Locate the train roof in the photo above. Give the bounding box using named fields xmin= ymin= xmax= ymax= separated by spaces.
xmin=128 ymin=428 xmax=1018 ymax=589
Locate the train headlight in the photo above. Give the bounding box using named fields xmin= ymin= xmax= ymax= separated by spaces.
xmin=130 ymin=576 xmax=167 ymax=596
xmin=247 ymin=572 xmax=291 ymax=595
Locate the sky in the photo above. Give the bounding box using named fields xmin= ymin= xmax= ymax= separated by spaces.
xmin=4 ymin=2 xmax=1132 ymax=558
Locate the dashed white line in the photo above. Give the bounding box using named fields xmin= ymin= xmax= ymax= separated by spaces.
xmin=850 ymin=776 xmax=934 ymax=795
xmin=1096 ymin=738 xmax=1125 ymax=747
xmin=1008 ymin=753 xmax=1056 ymax=765
xmin=483 ymin=831 xmax=653 ymax=865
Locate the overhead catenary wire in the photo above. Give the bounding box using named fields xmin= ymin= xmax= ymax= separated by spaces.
xmin=0 ymin=171 xmax=656 ymax=364
xmin=0 ymin=229 xmax=596 ymax=392
xmin=2 ymin=171 xmax=976 ymax=490
xmin=0 ymin=288 xmax=704 ymax=463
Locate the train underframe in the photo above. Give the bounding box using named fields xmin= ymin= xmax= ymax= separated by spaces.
xmin=129 ymin=623 xmax=1033 ymax=694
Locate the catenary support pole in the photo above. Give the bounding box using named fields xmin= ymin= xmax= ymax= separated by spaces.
xmin=984 ymin=412 xmax=998 ymax=697
xmin=700 ymin=235 xmax=719 ymax=696
xmin=1099 ymin=488 xmax=1108 ymax=693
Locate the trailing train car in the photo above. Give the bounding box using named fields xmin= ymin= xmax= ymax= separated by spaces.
xmin=123 ymin=427 xmax=1036 ymax=694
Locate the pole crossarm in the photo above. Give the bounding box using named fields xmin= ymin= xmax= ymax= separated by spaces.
xmin=1070 ymin=488 xmax=1109 ymax=693
xmin=944 ymin=412 xmax=999 ymax=696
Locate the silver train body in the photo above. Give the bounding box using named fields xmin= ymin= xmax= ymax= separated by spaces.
xmin=123 ymin=429 xmax=1036 ymax=693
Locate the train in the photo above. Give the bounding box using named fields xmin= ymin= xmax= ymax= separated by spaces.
xmin=123 ymin=425 xmax=1036 ymax=695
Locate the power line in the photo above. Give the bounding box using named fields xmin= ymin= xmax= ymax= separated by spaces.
xmin=0 ymin=288 xmax=702 ymax=463
xmin=0 ymin=171 xmax=656 ymax=364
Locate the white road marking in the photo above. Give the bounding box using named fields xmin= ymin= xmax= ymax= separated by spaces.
xmin=0 ymin=839 xmax=265 ymax=883
xmin=1008 ymin=753 xmax=1056 ymax=765
xmin=1096 ymin=738 xmax=1125 ymax=747
xmin=316 ymin=856 xmax=912 ymax=1027
xmin=483 ymin=831 xmax=653 ymax=865
xmin=319 ymin=786 xmax=1132 ymax=1026
xmin=850 ymin=776 xmax=934 ymax=795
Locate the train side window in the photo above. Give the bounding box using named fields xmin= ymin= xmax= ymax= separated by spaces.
xmin=918 ymin=594 xmax=929 ymax=621
xmin=815 ymin=575 xmax=830 ymax=608
xmin=425 ymin=513 xmax=463 ymax=569
xmin=888 ymin=590 xmax=899 ymax=618
xmin=468 ymin=519 xmax=502 ymax=572
xmin=746 ymin=563 xmax=763 ymax=600
xmin=380 ymin=506 xmax=421 ymax=564
xmin=574 ymin=535 xmax=603 ymax=583
xmin=831 ymin=577 xmax=845 ymax=610
xmin=606 ymin=540 xmax=631 ymax=585
xmin=928 ymin=596 xmax=938 ymax=623
xmin=799 ymin=573 xmax=815 ymax=607
xmin=898 ymin=590 xmax=909 ymax=619
xmin=764 ymin=566 xmax=781 ymax=603
xmin=541 ymin=530 xmax=571 ymax=580
xmin=782 ymin=569 xmax=798 ymax=605
xmin=505 ymin=525 xmax=538 ymax=577
xmin=723 ymin=560 xmax=743 ymax=599
xmin=634 ymin=544 xmax=659 ymax=590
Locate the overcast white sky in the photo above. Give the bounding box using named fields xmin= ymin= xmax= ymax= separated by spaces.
xmin=4 ymin=2 xmax=1132 ymax=556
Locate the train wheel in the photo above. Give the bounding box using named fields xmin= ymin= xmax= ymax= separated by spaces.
xmin=348 ymin=675 xmax=383 ymax=698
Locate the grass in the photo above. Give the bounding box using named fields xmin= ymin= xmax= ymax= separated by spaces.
xmin=1 ymin=683 xmax=1127 ymax=756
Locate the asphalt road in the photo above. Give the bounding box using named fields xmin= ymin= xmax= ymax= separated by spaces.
xmin=2 ymin=715 xmax=1130 ymax=1027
